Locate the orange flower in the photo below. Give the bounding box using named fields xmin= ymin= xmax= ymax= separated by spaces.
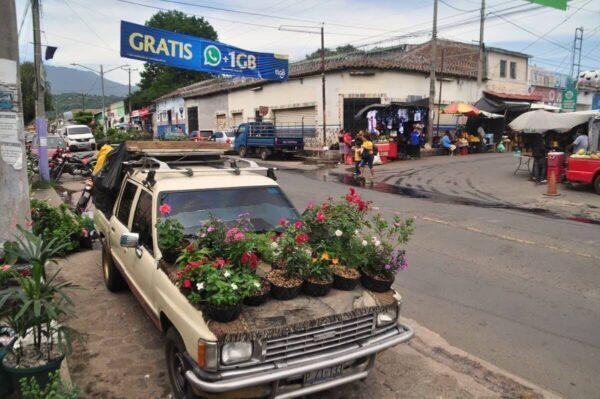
xmin=332 ymin=258 xmax=339 ymax=265
xmin=321 ymin=253 xmax=330 ymax=261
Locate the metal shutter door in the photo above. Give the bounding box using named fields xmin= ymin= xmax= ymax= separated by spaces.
xmin=216 ymin=114 xmax=227 ymax=130
xmin=273 ymin=107 xmax=316 ymax=126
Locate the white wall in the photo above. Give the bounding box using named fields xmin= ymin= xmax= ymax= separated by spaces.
xmin=486 ymin=51 xmax=529 ymax=94
xmin=185 ymin=93 xmax=229 ymax=132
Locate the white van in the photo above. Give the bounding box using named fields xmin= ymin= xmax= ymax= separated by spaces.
xmin=58 ymin=124 xmax=96 ymax=151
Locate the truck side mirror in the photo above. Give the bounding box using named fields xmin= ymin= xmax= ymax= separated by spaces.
xmin=120 ymin=232 xmax=139 ymax=248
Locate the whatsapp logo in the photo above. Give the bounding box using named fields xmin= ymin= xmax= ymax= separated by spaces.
xmin=204 ymin=45 xmax=222 ymax=67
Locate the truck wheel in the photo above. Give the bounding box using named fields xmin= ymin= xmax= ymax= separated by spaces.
xmin=166 ymin=328 xmax=199 ymax=399
xmin=102 ymin=244 xmax=126 ymax=292
xmin=238 ymin=146 xmax=247 ymax=158
xmin=260 ymin=148 xmax=269 ymax=161
xmin=594 ymin=175 xmax=600 ymax=195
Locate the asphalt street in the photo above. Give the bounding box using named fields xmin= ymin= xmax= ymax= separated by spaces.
xmin=271 ymin=165 xmax=600 ymax=399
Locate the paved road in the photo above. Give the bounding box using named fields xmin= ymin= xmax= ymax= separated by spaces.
xmin=271 ymin=162 xmax=600 ymax=399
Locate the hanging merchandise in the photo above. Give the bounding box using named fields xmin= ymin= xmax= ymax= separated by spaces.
xmin=414 ymin=109 xmax=422 ymax=122
xmin=367 ymin=109 xmax=380 ymax=134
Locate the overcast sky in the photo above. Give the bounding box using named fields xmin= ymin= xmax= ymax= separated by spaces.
xmin=15 ymin=0 xmax=600 ymax=87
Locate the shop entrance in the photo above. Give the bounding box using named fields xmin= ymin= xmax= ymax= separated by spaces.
xmin=187 ymin=106 xmax=198 ymax=132
xmin=343 ymin=98 xmax=380 ymax=133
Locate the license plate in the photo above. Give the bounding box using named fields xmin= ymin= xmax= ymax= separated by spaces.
xmin=303 ymin=364 xmax=343 ymax=386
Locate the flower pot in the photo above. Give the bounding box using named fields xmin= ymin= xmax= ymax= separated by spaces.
xmin=243 ymin=279 xmax=269 ymax=307
xmin=267 ymin=270 xmax=302 ymax=301
xmin=360 ymin=270 xmax=394 ymax=293
xmin=303 ymin=278 xmax=333 ymax=297
xmin=2 ymin=353 xmax=64 ymax=396
xmin=79 ymin=236 xmax=93 ymax=250
xmin=203 ymin=303 xmax=242 ymax=323
xmin=0 ymin=342 xmax=15 ymax=398
xmin=332 ymin=267 xmax=360 ymax=291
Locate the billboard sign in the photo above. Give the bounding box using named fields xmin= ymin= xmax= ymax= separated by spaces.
xmin=120 ymin=21 xmax=289 ymax=81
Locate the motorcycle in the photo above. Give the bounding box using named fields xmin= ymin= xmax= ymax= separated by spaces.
xmin=74 ymin=179 xmax=94 ymax=215
xmin=50 ymin=149 xmax=96 ymax=180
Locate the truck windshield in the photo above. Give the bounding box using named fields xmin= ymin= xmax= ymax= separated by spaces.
xmin=159 ymin=186 xmax=299 ymax=234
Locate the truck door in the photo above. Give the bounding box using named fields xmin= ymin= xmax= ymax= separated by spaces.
xmin=109 ymin=180 xmax=139 ymax=280
xmin=127 ymin=189 xmax=158 ymax=313
xmin=234 ymin=124 xmax=246 ymax=151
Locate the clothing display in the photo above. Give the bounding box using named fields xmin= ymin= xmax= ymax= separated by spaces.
xmin=367 ymin=110 xmax=379 ymax=134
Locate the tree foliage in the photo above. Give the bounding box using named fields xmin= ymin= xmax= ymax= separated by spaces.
xmin=73 ymin=111 xmax=93 ymax=125
xmin=20 ymin=62 xmax=53 ymax=124
xmin=305 ymin=45 xmax=359 ymax=60
xmin=129 ymin=11 xmax=218 ymax=109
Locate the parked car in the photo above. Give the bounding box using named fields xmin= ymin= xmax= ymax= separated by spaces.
xmin=210 ymin=130 xmax=235 ymax=148
xmin=189 ymin=130 xmax=213 ymax=141
xmin=30 ymin=135 xmax=67 ymax=158
xmin=93 ymin=143 xmax=413 ymax=399
xmin=57 ymin=124 xmax=96 ymax=151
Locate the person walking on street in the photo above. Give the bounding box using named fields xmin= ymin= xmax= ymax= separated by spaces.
xmin=477 ymin=125 xmax=486 ymax=153
xmin=410 ymin=126 xmax=421 ymax=159
xmin=531 ymin=134 xmax=548 ymax=183
xmin=567 ymin=130 xmax=589 ymax=154
xmin=359 ymin=133 xmax=375 ymax=180
xmin=353 ymin=136 xmax=363 ymax=177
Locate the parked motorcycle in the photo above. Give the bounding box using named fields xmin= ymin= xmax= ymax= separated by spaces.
xmin=74 ymin=179 xmax=94 ymax=215
xmin=50 ymin=149 xmax=96 ymax=180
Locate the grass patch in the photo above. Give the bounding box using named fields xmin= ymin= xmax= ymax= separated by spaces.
xmin=31 ymin=179 xmax=57 ymax=190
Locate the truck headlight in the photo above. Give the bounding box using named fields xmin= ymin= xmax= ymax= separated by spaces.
xmin=221 ymin=342 xmax=253 ymax=365
xmin=376 ymin=308 xmax=398 ymax=327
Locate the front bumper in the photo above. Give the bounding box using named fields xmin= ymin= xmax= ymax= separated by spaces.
xmin=185 ymin=322 xmax=413 ymax=398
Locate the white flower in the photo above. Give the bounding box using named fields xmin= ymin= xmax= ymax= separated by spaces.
xmin=304 ymin=249 xmax=312 ymax=255
xmin=372 ymin=236 xmax=378 ymax=242
xmin=196 ymin=282 xmax=204 ymax=291
xmin=253 ymin=281 xmax=261 ymax=288
xmin=374 ymin=240 xmax=381 ymax=247
xmin=362 ymin=240 xmax=368 ymax=247
xmin=270 ymin=241 xmax=279 ymax=249
xmin=354 ymin=229 xmax=359 ymax=235
xmin=231 ymin=283 xmax=238 ymax=290
xmin=335 ymin=229 xmax=343 ymax=237
xmin=223 ymin=270 xmax=231 ymax=278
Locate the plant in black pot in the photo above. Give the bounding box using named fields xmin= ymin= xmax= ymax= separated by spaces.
xmin=0 ymin=227 xmax=78 ymax=396
xmin=201 ymin=267 xmax=245 ymax=323
xmin=156 ymin=202 xmax=185 ymax=264
xmin=75 ymin=214 xmax=95 ymax=250
xmin=303 ymin=252 xmax=334 ymax=297
xmin=241 ymin=274 xmax=269 ymax=307
xmin=359 ymin=214 xmax=414 ymax=293
xmin=267 ymin=226 xmax=309 ymax=300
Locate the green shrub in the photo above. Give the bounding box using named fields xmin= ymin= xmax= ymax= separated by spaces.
xmin=19 ymin=371 xmax=78 ymax=399
xmin=30 ymin=199 xmax=82 ymax=255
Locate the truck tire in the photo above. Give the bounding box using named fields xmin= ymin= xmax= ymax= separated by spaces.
xmin=102 ymin=244 xmax=126 ymax=292
xmin=260 ymin=148 xmax=269 ymax=161
xmin=166 ymin=328 xmax=200 ymax=399
xmin=238 ymin=146 xmax=247 ymax=158
xmin=594 ymin=175 xmax=600 ymax=195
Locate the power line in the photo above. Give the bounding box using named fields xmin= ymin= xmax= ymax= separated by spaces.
xmin=62 ymin=0 xmax=117 ymax=51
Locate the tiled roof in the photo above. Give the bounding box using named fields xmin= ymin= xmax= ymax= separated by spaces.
xmin=484 ymin=90 xmax=543 ymax=101
xmin=172 ymin=39 xmax=482 ymax=100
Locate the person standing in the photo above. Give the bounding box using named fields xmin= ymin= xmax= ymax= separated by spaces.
xmin=337 ymin=130 xmax=346 ymax=163
xmin=477 ymin=125 xmax=486 ymax=153
xmin=353 ymin=136 xmax=363 ymax=177
xmin=359 ymin=133 xmax=375 ymax=180
xmin=567 ymin=130 xmax=589 ymax=154
xmin=410 ymin=126 xmax=421 ymax=159
xmin=531 ymin=134 xmax=548 ymax=183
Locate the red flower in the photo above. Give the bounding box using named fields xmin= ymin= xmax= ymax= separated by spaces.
xmin=186 ymin=244 xmax=194 ymax=252
xmin=306 ymin=201 xmax=314 ymax=209
xmin=295 ymin=233 xmax=309 ymax=245
xmin=241 ymin=252 xmax=258 ymax=269
xmin=269 ymin=235 xmax=278 ymax=241
xmin=349 ymin=188 xmax=356 ymax=196
xmin=279 ymin=218 xmax=288 ymax=226
xmin=82 ymin=228 xmax=89 ymax=238
xmin=211 ymin=258 xmax=226 ymax=268
xmin=294 ymin=221 xmax=303 ymax=229
xmin=322 ymin=203 xmax=330 ymax=211
xmin=345 ymin=194 xmax=353 ymax=202
xmin=159 ymin=203 xmax=172 ymax=216
xmin=183 ymin=279 xmax=192 ymax=288
xmin=316 ymin=212 xmax=325 ymax=222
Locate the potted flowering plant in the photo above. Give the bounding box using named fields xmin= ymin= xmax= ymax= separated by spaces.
xmin=301 ymin=189 xmax=370 ymax=289
xmin=359 ymin=214 xmax=414 ymax=292
xmin=268 ymin=222 xmax=310 ymax=300
xmin=303 ymin=252 xmax=334 ymax=297
xmin=0 ymin=265 xmax=18 ymax=290
xmin=156 ymin=203 xmax=185 ymax=264
xmin=75 ymin=214 xmax=95 ymax=250
xmin=241 ymin=273 xmax=269 ymax=307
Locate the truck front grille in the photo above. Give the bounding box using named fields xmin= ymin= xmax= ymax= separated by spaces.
xmin=263 ymin=314 xmax=375 ymax=363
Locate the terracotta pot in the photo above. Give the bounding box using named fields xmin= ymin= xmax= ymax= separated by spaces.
xmin=360 ymin=270 xmax=394 ymax=292
xmin=303 ymin=278 xmax=333 ymax=297
xmin=202 ymin=303 xmax=242 ymax=323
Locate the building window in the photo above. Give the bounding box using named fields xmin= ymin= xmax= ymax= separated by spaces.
xmin=499 ymin=60 xmax=507 ymax=78
xmin=510 ymin=61 xmax=517 ymax=79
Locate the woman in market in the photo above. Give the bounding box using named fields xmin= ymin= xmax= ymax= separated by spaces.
xmin=409 ymin=125 xmax=421 ymax=159
xmin=441 ymin=131 xmax=456 ymax=156
xmin=359 ymin=133 xmax=375 ymax=180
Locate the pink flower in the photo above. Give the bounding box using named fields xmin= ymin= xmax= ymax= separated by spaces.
xmin=212 ymin=258 xmax=226 ymax=268
xmin=159 ymin=203 xmax=172 ymax=216
xmin=234 ymin=232 xmax=245 ymax=241
xmin=82 ymin=228 xmax=89 ymax=238
xmin=225 ymin=227 xmax=244 ymax=242
xmin=25 ymin=220 xmax=33 ymax=227
xmin=1 ymin=265 xmax=11 ymax=271
xmin=279 ymin=218 xmax=288 ymax=226
xmin=207 ymin=225 xmax=215 ymax=233
xmin=306 ymin=201 xmax=314 ymax=210
xmin=183 ymin=279 xmax=192 ymax=288
xmin=294 ymin=221 xmax=303 ymax=229
xmin=241 ymin=252 xmax=258 ymax=269
xmin=316 ymin=212 xmax=325 ymax=222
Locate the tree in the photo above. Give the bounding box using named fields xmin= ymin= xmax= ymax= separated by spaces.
xmin=20 ymin=62 xmax=53 ymax=124
xmin=129 ymin=10 xmax=218 ymax=109
xmin=73 ymin=111 xmax=93 ymax=125
xmin=305 ymin=45 xmax=360 ymax=60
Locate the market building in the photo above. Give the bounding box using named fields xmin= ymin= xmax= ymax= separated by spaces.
xmin=528 ymin=66 xmax=568 ymax=108
xmin=172 ymin=39 xmax=532 ymax=148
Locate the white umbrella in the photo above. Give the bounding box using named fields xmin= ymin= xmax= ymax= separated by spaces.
xmin=509 ymin=110 xmax=599 ymax=133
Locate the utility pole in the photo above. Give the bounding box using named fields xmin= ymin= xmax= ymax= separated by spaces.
xmin=570 ymin=27 xmax=583 ymax=81
xmin=32 ymin=0 xmax=49 ymax=181
xmin=477 ymin=0 xmax=485 ymax=88
xmin=122 ymin=66 xmax=138 ymax=125
xmin=321 ymin=25 xmax=326 ymax=147
xmin=427 ymin=0 xmax=438 ymax=143
xmin=0 ymin=0 xmax=30 ymax=243
xmin=81 ymin=93 xmax=85 ymax=112
xmin=436 ymin=49 xmax=445 ymax=138
xmin=100 ymin=64 xmax=106 ymax=134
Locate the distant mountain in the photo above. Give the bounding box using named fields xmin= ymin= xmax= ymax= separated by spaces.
xmin=45 ymin=65 xmax=137 ymax=97
xmin=52 ymin=93 xmax=124 ymax=117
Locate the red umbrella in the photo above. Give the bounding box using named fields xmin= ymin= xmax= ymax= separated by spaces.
xmin=442 ymin=102 xmax=481 ymax=117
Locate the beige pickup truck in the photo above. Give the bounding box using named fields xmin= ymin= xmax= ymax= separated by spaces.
xmin=93 ymin=145 xmax=413 ymax=399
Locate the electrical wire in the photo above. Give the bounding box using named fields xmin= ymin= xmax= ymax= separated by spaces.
xmin=62 ymin=0 xmax=117 ymax=51
xmin=18 ymin=0 xmax=31 ymax=38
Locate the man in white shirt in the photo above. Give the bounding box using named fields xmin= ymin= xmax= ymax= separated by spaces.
xmin=567 ymin=131 xmax=589 ymax=154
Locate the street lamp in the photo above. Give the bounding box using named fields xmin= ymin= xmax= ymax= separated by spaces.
xmin=279 ymin=24 xmax=327 ymax=146
xmin=70 ymin=63 xmax=129 ymax=136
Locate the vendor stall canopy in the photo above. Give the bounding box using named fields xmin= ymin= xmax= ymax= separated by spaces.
xmin=509 ymin=110 xmax=600 ymax=133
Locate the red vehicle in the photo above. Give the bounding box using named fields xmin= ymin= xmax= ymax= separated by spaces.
xmin=564 ymin=116 xmax=600 ymax=194
xmin=30 ymin=135 xmax=67 ymax=158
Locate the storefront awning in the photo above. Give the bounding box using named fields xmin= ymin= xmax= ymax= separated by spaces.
xmin=509 ymin=110 xmax=599 ymax=133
